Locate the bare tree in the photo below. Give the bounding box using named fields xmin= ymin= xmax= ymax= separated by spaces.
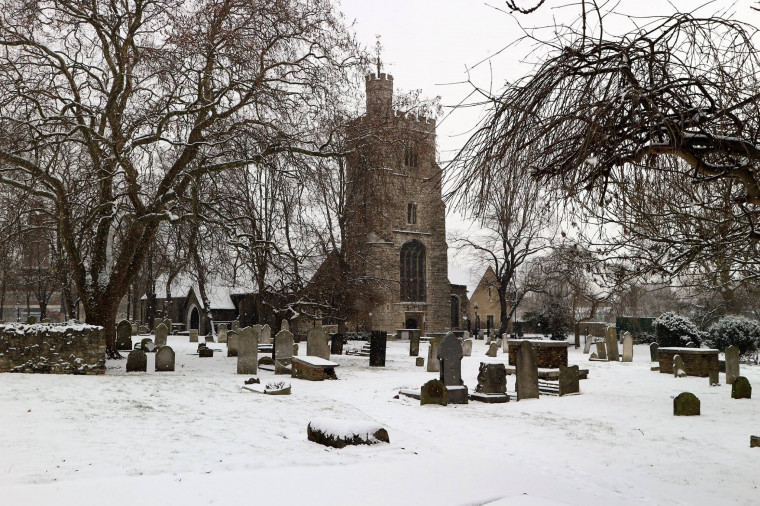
xmin=0 ymin=0 xmax=360 ymax=354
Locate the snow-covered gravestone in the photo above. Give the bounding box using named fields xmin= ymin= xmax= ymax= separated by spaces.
xmin=673 ymin=355 xmax=687 ymax=378
xmin=605 ymin=327 xmax=619 ymax=362
xmin=260 ymin=324 xmax=272 ymax=345
xmin=725 ymin=345 xmax=740 ymax=385
xmin=437 ymin=332 xmax=467 ymax=404
xmin=274 ymin=329 xmax=294 ymax=374
xmin=307 ymin=328 xmax=330 ymax=360
xmin=622 ymin=332 xmax=633 ymax=362
xmin=307 ymin=418 xmax=390 ymax=448
xmin=155 ymin=346 xmax=175 ymax=372
xmin=516 ymin=341 xmax=539 ymax=401
xmin=227 ymin=331 xmax=239 ymax=357
xmin=426 ymin=336 xmax=442 ymax=373
xmin=237 ymin=326 xmax=258 ymax=375
xmin=217 ymin=324 xmax=228 ymax=343
xmin=154 ymin=323 xmax=168 ymax=348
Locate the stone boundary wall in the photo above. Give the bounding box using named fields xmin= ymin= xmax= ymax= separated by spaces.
xmin=658 ymin=347 xmax=719 ymax=377
xmin=0 ymin=324 xmax=105 ymax=375
xmin=507 ymin=340 xmax=569 ymax=369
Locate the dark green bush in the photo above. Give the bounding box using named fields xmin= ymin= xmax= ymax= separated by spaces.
xmin=654 ymin=312 xmax=702 ymax=347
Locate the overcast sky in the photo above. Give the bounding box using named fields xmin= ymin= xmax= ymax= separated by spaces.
xmin=338 ymin=0 xmax=760 ymax=292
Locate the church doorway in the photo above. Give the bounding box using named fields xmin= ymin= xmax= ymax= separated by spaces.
xmin=189 ymin=306 xmax=200 ymax=330
xmin=404 ymin=311 xmax=425 ymax=336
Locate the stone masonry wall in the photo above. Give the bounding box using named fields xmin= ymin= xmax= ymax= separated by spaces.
xmin=508 ymin=341 xmax=569 ymax=369
xmin=0 ymin=324 xmax=105 ymax=375
xmin=658 ymin=348 xmax=719 ymax=377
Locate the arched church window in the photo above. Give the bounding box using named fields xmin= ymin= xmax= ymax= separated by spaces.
xmin=400 ymin=240 xmax=426 ymax=301
xmin=404 ymin=142 xmax=418 ymax=167
xmin=450 ymin=296 xmax=460 ymax=327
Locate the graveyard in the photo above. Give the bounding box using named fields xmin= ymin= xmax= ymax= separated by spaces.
xmin=2 ymin=330 xmax=760 ymax=506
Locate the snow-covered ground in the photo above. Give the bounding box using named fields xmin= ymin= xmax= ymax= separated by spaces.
xmin=2 ymin=335 xmax=759 ymax=505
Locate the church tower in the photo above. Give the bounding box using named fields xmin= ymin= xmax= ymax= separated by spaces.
xmin=344 ymin=73 xmax=451 ymax=335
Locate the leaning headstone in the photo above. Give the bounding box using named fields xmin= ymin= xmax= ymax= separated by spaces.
xmin=438 ymin=332 xmax=467 ymax=403
xmin=420 ymin=379 xmax=448 ymax=406
xmin=673 ymin=392 xmax=700 ymax=416
xmin=154 ymin=323 xmax=168 ymax=348
xmin=516 ymin=341 xmax=539 ymax=400
xmin=274 ymin=330 xmax=295 ymax=374
xmin=227 ymin=330 xmax=239 ymax=357
xmin=330 ymin=333 xmax=345 ymax=355
xmin=485 ymin=342 xmax=498 ymax=357
xmin=426 ymin=336 xmax=442 ymax=373
xmin=732 ymin=376 xmax=752 ymax=399
xmin=217 ymin=324 xmax=228 ymax=343
xmin=462 ymin=339 xmax=473 ymax=357
xmin=415 ymin=357 xmax=424 ymax=367
xmin=280 ymin=320 xmax=289 ymax=332
xmin=673 ymin=355 xmax=687 ymax=378
xmin=621 ymin=332 xmax=633 ymax=362
xmin=595 ymin=341 xmax=607 ymax=360
xmin=650 ymin=342 xmax=659 ymax=362
xmin=307 ymin=328 xmax=330 ymax=360
xmin=605 ymin=326 xmax=619 ymax=361
xmin=259 ymin=325 xmax=272 ymax=345
xmin=189 ymin=329 xmax=199 ymax=342
xmin=116 ymin=321 xmax=133 ymax=351
xmin=369 ymin=331 xmax=387 ymax=367
xmin=475 ymin=362 xmax=507 ymax=395
xmin=559 ymin=365 xmax=580 ymax=396
xmin=155 ymin=346 xmax=175 ymax=372
xmin=725 ymin=345 xmax=740 ymax=385
xmin=409 ymin=333 xmax=420 ymax=357
xmin=126 ymin=349 xmax=147 ymax=372
xmin=237 ymin=327 xmax=258 ymax=375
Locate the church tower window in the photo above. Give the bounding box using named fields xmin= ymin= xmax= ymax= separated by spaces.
xmin=407 ymin=203 xmax=417 ymax=224
xmin=400 ymin=240 xmax=426 ymax=301
xmin=404 ymin=142 xmax=418 ymax=167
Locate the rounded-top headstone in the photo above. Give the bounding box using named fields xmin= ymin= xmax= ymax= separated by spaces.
xmin=673 ymin=392 xmax=700 ymax=416
xmin=732 ymin=376 xmax=752 ymax=399
xmin=126 ymin=349 xmax=148 ymax=372
xmin=420 ymin=379 xmax=448 ymax=406
xmin=155 ymin=346 xmax=175 ymax=372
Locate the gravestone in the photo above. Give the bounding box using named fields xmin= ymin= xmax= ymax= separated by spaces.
xmin=709 ymin=370 xmax=720 ymax=386
xmin=732 ymin=376 xmax=752 ymax=399
xmin=559 ymin=365 xmax=580 ymax=396
xmin=409 ymin=333 xmax=420 ymax=357
xmin=595 ymin=341 xmax=608 ymax=360
xmin=502 ymin=333 xmax=509 ymax=353
xmin=369 ymin=331 xmax=387 ymax=367
xmin=116 ymin=320 xmax=132 ymax=351
xmin=140 ymin=338 xmax=156 ymax=352
xmin=307 ymin=328 xmax=330 ymax=360
xmin=438 ymin=332 xmax=467 ymax=403
xmin=751 ymin=436 xmax=760 ymax=448
xmin=673 ymin=355 xmax=687 ymax=377
xmin=217 ymin=324 xmax=228 ymax=343
xmin=589 ymin=352 xmax=598 ymax=360
xmin=227 ymin=330 xmax=239 ymax=357
xmin=259 ymin=325 xmax=272 ymax=345
xmin=420 ymin=379 xmax=448 ymax=406
xmin=154 ymin=323 xmax=168 ymax=348
xmin=621 ymin=332 xmax=633 ymax=362
xmin=673 ymin=392 xmax=700 ymax=416
xmin=426 ymin=337 xmax=442 ymax=373
xmin=155 ymin=346 xmax=175 ymax=372
xmin=130 ymin=322 xmax=138 ymax=336
xmin=650 ymin=342 xmax=659 ymax=362
xmin=415 ymin=357 xmax=424 ymax=367
xmin=189 ymin=329 xmax=199 ymax=342
xmin=605 ymin=327 xmax=619 ymax=361
xmin=583 ymin=335 xmax=593 ymax=354
xmin=163 ymin=319 xmax=172 ymax=334
xmin=280 ymin=320 xmax=289 ymax=332
xmin=126 ymin=349 xmax=147 ymax=372
xmin=237 ymin=327 xmax=258 ymax=375
xmin=138 ymin=324 xmax=149 ymax=334
xmin=26 ymin=315 xmax=36 ymax=324
xmin=516 ymin=341 xmax=539 ymax=400
xmin=475 ymin=362 xmax=507 ymax=394
xmin=725 ymin=345 xmax=740 ymax=385
xmin=462 ymin=339 xmax=473 ymax=357
xmin=231 ymin=320 xmax=240 ymax=332
xmin=198 ymin=343 xmax=213 ymax=357
xmin=330 ymin=333 xmax=344 ymax=355
xmin=274 ymin=330 xmax=295 ymax=374
xmin=485 ymin=342 xmax=498 ymax=357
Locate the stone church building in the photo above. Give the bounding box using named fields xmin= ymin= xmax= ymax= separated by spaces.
xmin=344 ymin=72 xmax=468 ymax=335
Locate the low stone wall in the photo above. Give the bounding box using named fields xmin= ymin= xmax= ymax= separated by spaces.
xmin=0 ymin=324 xmax=105 ymax=375
xmin=658 ymin=347 xmax=719 ymax=377
xmin=507 ymin=339 xmax=569 ymax=369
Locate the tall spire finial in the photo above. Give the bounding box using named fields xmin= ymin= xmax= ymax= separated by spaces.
xmin=374 ymin=34 xmax=383 ymax=76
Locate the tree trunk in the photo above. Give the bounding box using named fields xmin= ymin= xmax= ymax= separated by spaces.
xmin=84 ymin=294 xmax=121 ymax=359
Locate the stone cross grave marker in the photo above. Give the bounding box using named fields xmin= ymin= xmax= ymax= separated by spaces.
xmin=275 ymin=329 xmax=294 ymax=374
xmin=154 ymin=323 xmax=168 ymax=348
xmin=217 ymin=324 xmax=228 ymax=343
xmin=369 ymin=331 xmax=387 ymax=367
xmin=516 ymin=341 xmax=539 ymax=400
xmin=559 ymin=365 xmax=580 ymax=396
xmin=605 ymin=326 xmax=619 ymax=361
xmin=650 ymin=342 xmax=659 ymax=362
xmin=426 ymin=336 xmax=442 ymax=373
xmin=155 ymin=346 xmax=175 ymax=372
xmin=462 ymin=338 xmax=472 ymax=357
xmin=307 ymin=328 xmax=330 ymax=360
xmin=725 ymin=345 xmax=740 ymax=385
xmin=622 ymin=332 xmax=633 ymax=362
xmin=227 ymin=331 xmax=239 ymax=357
xmin=237 ymin=326 xmax=258 ymax=375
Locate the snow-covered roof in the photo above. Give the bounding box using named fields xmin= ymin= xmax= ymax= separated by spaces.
xmin=140 ymin=273 xmax=255 ymax=309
